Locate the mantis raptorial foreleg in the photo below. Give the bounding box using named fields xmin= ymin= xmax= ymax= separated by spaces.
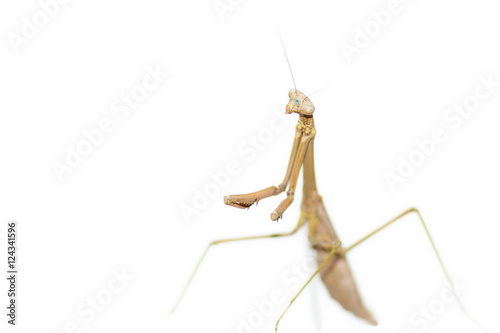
xmin=224 ymin=127 xmax=303 ymax=210
xmin=170 ymin=217 xmax=307 ymax=313
xmin=225 ymin=123 xmax=315 ymax=222
xmin=271 ymin=131 xmax=314 ymax=221
xmin=280 ymin=125 xmax=304 ymax=191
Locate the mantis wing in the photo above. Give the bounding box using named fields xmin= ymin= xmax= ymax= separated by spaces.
xmin=309 ymin=196 xmax=377 ymax=325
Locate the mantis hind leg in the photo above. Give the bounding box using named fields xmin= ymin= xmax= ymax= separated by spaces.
xmin=343 ymin=207 xmax=486 ymax=330
xmin=275 ymin=240 xmax=342 ymax=332
xmin=343 ymin=208 xmax=458 ymax=304
xmin=170 ymin=216 xmax=307 ymax=313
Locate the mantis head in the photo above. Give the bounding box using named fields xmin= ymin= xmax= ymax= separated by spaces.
xmin=286 ymin=89 xmax=315 ymax=116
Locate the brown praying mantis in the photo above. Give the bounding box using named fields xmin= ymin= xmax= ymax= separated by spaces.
xmin=172 ymin=87 xmax=474 ymax=331
xmin=171 ymin=33 xmax=482 ymax=332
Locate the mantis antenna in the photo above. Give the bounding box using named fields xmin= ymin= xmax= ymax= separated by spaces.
xmin=275 ymin=23 xmax=297 ymax=93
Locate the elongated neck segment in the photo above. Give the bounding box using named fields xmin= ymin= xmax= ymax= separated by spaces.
xmin=299 ymin=115 xmax=318 ymax=214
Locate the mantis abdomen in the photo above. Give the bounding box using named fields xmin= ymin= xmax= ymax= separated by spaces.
xmin=308 ymin=195 xmax=377 ymax=325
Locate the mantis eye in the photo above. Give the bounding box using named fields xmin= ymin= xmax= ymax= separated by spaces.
xmin=293 ymin=98 xmax=301 ymax=105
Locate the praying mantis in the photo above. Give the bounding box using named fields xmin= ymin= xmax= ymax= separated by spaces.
xmin=172 ymin=87 xmax=470 ymax=331
xmin=171 ymin=33 xmax=479 ymax=332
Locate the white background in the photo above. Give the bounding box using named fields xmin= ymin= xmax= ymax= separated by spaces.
xmin=1 ymin=0 xmax=499 ymax=332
